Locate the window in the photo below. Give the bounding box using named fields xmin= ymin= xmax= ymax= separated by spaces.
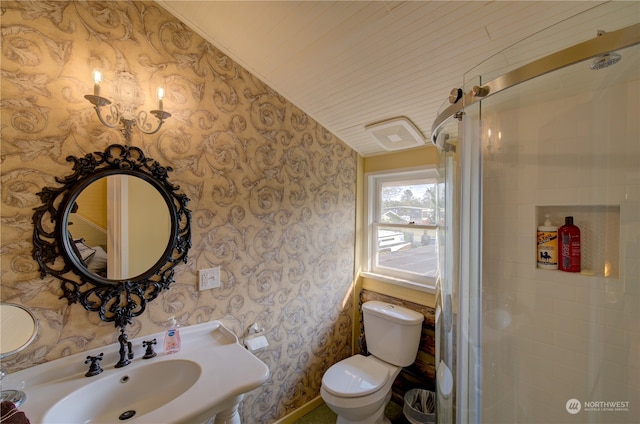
xmin=365 ymin=168 xmax=440 ymax=288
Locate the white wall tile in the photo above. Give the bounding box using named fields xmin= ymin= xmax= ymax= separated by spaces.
xmin=480 ymin=51 xmax=639 ymax=422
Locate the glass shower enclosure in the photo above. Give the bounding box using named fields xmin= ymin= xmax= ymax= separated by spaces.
xmin=433 ymin=3 xmax=639 ymax=423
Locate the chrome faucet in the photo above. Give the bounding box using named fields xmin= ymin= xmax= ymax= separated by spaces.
xmin=115 ymin=329 xmax=134 ymax=368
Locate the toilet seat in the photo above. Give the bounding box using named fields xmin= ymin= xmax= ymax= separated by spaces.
xmin=322 ymin=355 xmax=389 ymax=398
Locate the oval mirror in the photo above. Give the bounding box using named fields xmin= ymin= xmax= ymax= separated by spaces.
xmin=0 ymin=303 xmax=37 ymax=407
xmin=32 ymin=144 xmax=191 ymax=330
xmin=0 ymin=303 xmax=38 ymax=358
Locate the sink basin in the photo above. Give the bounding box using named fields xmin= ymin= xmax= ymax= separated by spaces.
xmin=2 ymin=320 xmax=269 ymax=424
xmin=44 ymin=360 xmax=201 ymax=423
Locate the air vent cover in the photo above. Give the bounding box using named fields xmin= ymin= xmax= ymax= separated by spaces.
xmin=365 ymin=117 xmax=424 ymax=151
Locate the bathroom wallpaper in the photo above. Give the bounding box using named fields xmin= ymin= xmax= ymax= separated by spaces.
xmin=0 ymin=1 xmax=356 ymax=422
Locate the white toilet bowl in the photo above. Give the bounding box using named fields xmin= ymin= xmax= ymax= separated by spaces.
xmin=321 ymin=301 xmax=424 ymax=424
xmin=320 ymin=354 xmax=401 ymax=424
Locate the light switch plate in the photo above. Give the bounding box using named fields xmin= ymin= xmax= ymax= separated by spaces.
xmin=199 ymin=267 xmax=220 ymax=290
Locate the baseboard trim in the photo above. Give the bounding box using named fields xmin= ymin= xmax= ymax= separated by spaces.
xmin=272 ymin=396 xmax=325 ymax=424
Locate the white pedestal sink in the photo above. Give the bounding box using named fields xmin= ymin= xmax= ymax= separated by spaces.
xmin=2 ymin=320 xmax=269 ymax=424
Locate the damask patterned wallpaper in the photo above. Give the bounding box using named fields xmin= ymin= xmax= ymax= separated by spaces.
xmin=0 ymin=1 xmax=356 ymax=422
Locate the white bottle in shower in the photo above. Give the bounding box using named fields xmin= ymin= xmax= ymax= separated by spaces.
xmin=537 ymin=214 xmax=558 ymax=269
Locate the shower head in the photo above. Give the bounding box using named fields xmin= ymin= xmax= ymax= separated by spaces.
xmin=590 ymin=52 xmax=622 ymax=70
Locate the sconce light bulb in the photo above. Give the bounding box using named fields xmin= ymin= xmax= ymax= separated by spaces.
xmin=93 ymin=70 xmax=102 ymax=96
xmin=157 ymin=87 xmax=164 ymax=110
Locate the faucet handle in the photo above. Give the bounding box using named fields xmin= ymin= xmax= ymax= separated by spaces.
xmin=84 ymin=353 xmax=104 ymax=377
xmin=142 ymin=339 xmax=157 ymax=359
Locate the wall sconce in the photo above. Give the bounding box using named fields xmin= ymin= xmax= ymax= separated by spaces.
xmin=84 ymin=70 xmax=170 ymax=143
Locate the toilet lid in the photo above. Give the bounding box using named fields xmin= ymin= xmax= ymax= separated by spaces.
xmin=322 ymin=355 xmax=389 ymax=398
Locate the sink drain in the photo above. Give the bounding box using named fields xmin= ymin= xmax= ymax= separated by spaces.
xmin=119 ymin=410 xmax=136 ymax=420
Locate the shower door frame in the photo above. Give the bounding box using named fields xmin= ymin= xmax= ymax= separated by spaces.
xmin=432 ymin=23 xmax=639 ymax=144
xmin=431 ymin=21 xmax=640 ymax=424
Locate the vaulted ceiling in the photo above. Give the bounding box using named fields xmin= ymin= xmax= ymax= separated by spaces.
xmin=157 ymin=1 xmax=609 ymax=156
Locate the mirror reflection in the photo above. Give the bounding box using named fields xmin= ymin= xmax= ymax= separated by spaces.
xmin=0 ymin=303 xmax=38 ymax=358
xmin=67 ymin=175 xmax=171 ymax=280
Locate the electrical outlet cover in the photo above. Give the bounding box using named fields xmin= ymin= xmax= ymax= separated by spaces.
xmin=199 ymin=267 xmax=220 ymax=290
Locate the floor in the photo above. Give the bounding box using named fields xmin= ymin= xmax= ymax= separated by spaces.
xmin=294 ymin=401 xmax=411 ymax=424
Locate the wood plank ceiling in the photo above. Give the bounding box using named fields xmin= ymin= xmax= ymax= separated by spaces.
xmin=156 ymin=1 xmax=613 ymax=157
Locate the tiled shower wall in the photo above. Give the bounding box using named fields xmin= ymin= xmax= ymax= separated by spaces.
xmin=480 ymin=70 xmax=639 ymax=421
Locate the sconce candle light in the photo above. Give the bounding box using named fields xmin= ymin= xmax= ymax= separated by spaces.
xmin=84 ymin=71 xmax=170 ymax=143
xmin=93 ymin=70 xmax=102 ymax=96
xmin=157 ymin=87 xmax=164 ymax=111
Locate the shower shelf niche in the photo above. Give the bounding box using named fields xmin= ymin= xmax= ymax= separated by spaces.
xmin=535 ymin=205 xmax=620 ymax=278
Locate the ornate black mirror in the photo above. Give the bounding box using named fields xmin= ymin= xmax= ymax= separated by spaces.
xmin=32 ymin=144 xmax=191 ymax=330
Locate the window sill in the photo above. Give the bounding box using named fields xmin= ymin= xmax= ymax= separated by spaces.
xmin=360 ymin=272 xmax=436 ymax=294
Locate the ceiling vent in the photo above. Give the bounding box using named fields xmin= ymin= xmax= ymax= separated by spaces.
xmin=364 ymin=117 xmax=425 ymax=151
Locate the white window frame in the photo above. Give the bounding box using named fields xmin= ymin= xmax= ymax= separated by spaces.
xmin=363 ymin=167 xmax=438 ymax=292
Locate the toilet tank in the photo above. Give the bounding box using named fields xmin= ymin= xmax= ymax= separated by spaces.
xmin=362 ymin=301 xmax=424 ymax=367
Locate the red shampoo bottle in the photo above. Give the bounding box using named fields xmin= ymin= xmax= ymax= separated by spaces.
xmin=559 ymin=216 xmax=581 ymax=272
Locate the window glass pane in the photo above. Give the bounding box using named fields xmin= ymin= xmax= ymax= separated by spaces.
xmin=378 ymin=180 xmax=437 ymax=225
xmin=375 ymin=225 xmax=437 ymax=278
xmin=367 ymin=169 xmax=439 ymax=286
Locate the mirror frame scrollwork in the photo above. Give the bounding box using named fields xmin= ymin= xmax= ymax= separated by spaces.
xmin=32 ymin=144 xmax=191 ymax=330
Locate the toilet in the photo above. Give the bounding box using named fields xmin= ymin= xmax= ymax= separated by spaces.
xmin=321 ymin=300 xmax=424 ymax=424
